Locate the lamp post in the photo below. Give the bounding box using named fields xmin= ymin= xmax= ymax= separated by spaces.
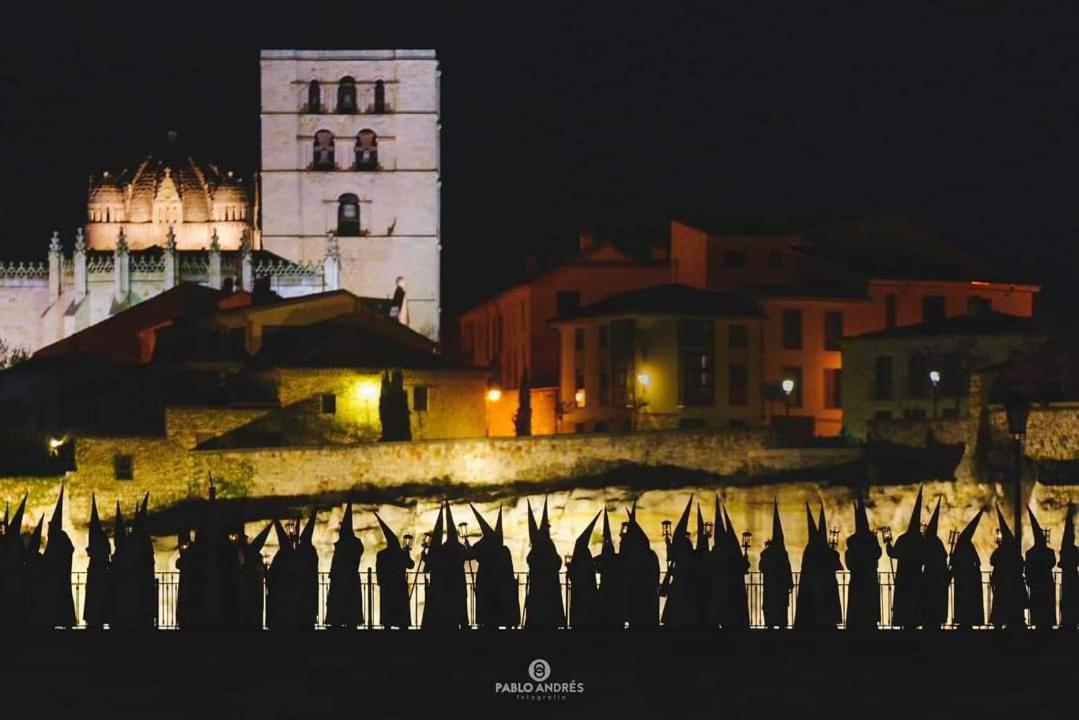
xmin=1005 ymin=390 xmax=1030 ymax=550
xmin=741 ymin=531 xmax=752 ymax=556
xmin=828 ymin=528 xmax=839 ymax=550
xmin=661 ymin=519 xmax=672 ymax=546
xmin=781 ymin=378 xmax=795 ymax=418
xmin=620 ymin=521 xmax=629 ymax=539
xmin=929 ymin=370 xmax=941 ymax=420
xmin=704 ymin=522 xmax=714 ymax=540
xmin=403 ymin=534 xmax=414 ymax=552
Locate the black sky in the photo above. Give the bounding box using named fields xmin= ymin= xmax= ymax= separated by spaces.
xmin=2 ymin=3 xmax=1078 ymax=317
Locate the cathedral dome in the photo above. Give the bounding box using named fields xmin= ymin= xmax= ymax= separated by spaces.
xmin=212 ymin=171 xmax=249 ymax=205
xmin=89 ymin=174 xmax=123 ymax=204
xmin=104 ymin=132 xmax=232 ymax=224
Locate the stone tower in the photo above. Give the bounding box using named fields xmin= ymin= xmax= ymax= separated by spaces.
xmin=259 ymin=50 xmax=442 ymax=341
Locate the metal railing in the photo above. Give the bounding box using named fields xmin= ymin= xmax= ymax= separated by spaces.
xmin=66 ymin=569 xmax=1065 ymax=630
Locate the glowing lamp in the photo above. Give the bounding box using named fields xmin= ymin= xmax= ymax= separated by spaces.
xmin=486 ymin=388 xmax=502 ymax=402
xmin=357 ymin=382 xmax=378 ymax=401
xmin=574 ymin=388 xmax=586 ymax=406
xmin=48 ymin=437 xmax=64 ymax=452
xmin=403 ymin=534 xmax=414 ymax=551
xmin=828 ymin=528 xmax=839 ymax=549
xmin=742 ymin=531 xmax=753 ymax=550
xmin=880 ymin=526 xmax=893 ymax=544
xmin=781 ymin=378 xmax=795 ymax=396
xmin=929 ymin=370 xmax=941 ymax=387
xmin=458 ymin=522 xmax=468 ymax=539
xmin=620 ymin=521 xmax=629 ymax=538
xmin=637 ymin=372 xmax=651 ymax=387
xmin=704 ymin=522 xmax=714 ymax=539
xmin=661 ymin=519 xmax=672 ymax=542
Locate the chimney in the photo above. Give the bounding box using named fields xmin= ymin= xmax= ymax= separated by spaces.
xmin=578 ymin=229 xmax=594 ymax=253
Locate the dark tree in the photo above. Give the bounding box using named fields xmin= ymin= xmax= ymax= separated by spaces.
xmin=514 ymin=370 xmax=532 ymax=437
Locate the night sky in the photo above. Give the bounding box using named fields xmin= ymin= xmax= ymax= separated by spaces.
xmin=2 ymin=3 xmax=1077 ymax=319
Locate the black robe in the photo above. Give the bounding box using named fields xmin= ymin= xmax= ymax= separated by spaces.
xmin=376 ymin=546 xmax=414 ymax=629
xmin=844 ymin=533 xmax=881 ymax=630
xmin=759 ymin=543 xmax=792 ymax=628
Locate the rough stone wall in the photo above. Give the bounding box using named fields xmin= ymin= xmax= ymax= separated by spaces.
xmin=164 ymin=407 xmax=272 ymax=450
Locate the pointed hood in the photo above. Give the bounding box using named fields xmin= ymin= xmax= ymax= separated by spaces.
xmin=723 ymin=504 xmax=740 ymax=551
xmin=805 ymin=503 xmax=817 ymax=543
xmin=1062 ymin=503 xmax=1075 ymax=552
xmin=1027 ymin=506 xmax=1046 ymax=548
xmin=113 ymin=501 xmax=125 ymax=551
xmin=495 ymin=506 xmax=504 ymax=543
xmin=540 ymin=497 xmax=551 ymax=535
xmin=8 ymin=493 xmax=27 ymax=544
xmin=817 ymin=503 xmax=828 ymax=545
xmin=907 ymin=487 xmax=924 ymax=535
xmin=601 ymin=508 xmax=614 ymax=551
xmin=574 ymin=511 xmax=600 ymax=554
xmin=49 ymin=485 xmax=64 ymax=532
xmin=375 ymin=512 xmax=401 ymax=551
xmin=673 ymin=495 xmax=693 ymax=541
xmin=28 ymin=516 xmax=43 ymax=555
xmin=88 ymin=495 xmax=110 ymax=557
xmin=444 ymin=503 xmax=459 ymax=544
xmin=429 ymin=503 xmax=444 ymax=549
xmin=696 ymin=505 xmax=709 ymax=552
xmin=470 ymin=504 xmax=496 ymax=540
xmin=339 ymin=503 xmax=354 ymax=539
xmin=714 ymin=495 xmax=724 ymax=541
xmin=769 ymin=499 xmax=784 ymax=548
xmin=957 ymin=509 xmax=984 ymax=546
xmin=926 ymin=497 xmax=943 ymax=539
xmin=527 ymin=500 xmax=539 ymax=545
xmin=854 ymin=497 xmax=871 ymax=536
xmin=300 ymin=510 xmax=317 ymax=546
xmin=250 ymin=522 xmax=273 ymax=554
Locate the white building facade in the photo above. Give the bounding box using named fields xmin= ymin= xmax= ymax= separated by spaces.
xmin=259 ymin=49 xmax=442 ymax=341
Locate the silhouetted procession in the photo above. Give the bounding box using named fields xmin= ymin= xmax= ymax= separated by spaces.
xmin=2 ymin=487 xmax=1078 ymax=631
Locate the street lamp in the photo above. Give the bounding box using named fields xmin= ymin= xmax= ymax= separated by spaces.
xmin=620 ymin=521 xmax=629 ymax=538
xmin=781 ymin=378 xmax=795 ymax=418
xmin=828 ymin=528 xmax=839 ymax=550
xmin=929 ymin=370 xmax=941 ymax=420
xmin=458 ymin=522 xmax=469 ymax=541
xmin=704 ymin=522 xmax=714 ymax=539
xmin=403 ymin=534 xmax=414 ymax=552
xmin=661 ymin=519 xmax=672 ymax=544
xmin=741 ymin=531 xmax=752 ymax=553
xmin=1005 ymin=390 xmax=1030 ymax=550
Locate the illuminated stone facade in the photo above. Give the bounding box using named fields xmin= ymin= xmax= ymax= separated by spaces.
xmin=260 ymin=50 xmax=442 ymax=341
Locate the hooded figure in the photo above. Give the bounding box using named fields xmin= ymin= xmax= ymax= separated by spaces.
xmin=295 ymin=511 xmax=320 ymax=630
xmin=568 ymin=512 xmax=600 ymax=630
xmin=659 ymin=496 xmax=697 ymax=629
xmin=38 ymin=487 xmax=75 ymax=629
xmin=844 ymin=496 xmax=881 ymax=630
xmin=266 ymin=519 xmax=296 ymax=630
xmin=132 ymin=494 xmax=158 ymax=629
xmin=84 ymin=495 xmax=111 ymax=629
xmin=239 ymin=522 xmax=272 ymax=630
xmin=887 ymin=487 xmax=925 ymax=629
xmin=1059 ymin=504 xmax=1079 ymax=630
xmin=467 ymin=505 xmax=518 ymax=629
xmin=1024 ymin=507 xmax=1057 ymax=630
xmin=759 ymin=499 xmax=793 ymax=629
xmin=374 ymin=513 xmax=414 ymax=629
xmin=989 ymin=507 xmax=1027 ymax=629
xmin=920 ymin=498 xmax=950 ymax=629
xmin=0 ymin=494 xmax=29 ymax=629
xmin=692 ymin=505 xmax=712 ymax=628
xmin=621 ymin=500 xmax=660 ymax=629
xmin=793 ymin=504 xmax=820 ymax=630
xmin=949 ymin=509 xmax=984 ymax=629
xmin=325 ymin=504 xmax=364 ymax=629
xmin=817 ymin=504 xmax=843 ymax=628
xmin=524 ymin=498 xmax=565 ymax=629
xmin=26 ymin=516 xmax=48 ymax=629
xmin=720 ymin=503 xmax=751 ymax=630
xmin=595 ymin=508 xmax=625 ymax=629
xmin=423 ymin=503 xmax=468 ymax=629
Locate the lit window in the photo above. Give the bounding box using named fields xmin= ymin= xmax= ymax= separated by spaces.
xmin=338 ymin=76 xmax=357 ymax=113
xmin=313 ymin=130 xmax=335 ymax=170
xmin=337 ymin=194 xmax=360 ymax=236
xmin=355 ymin=130 xmax=379 ymax=170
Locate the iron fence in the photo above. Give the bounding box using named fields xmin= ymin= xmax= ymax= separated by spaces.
xmin=67 ymin=569 xmax=1066 ymax=630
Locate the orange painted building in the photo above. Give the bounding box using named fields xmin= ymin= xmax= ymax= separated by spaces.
xmin=669 ymin=217 xmax=1039 ymax=435
xmin=457 ymin=233 xmax=672 ymax=392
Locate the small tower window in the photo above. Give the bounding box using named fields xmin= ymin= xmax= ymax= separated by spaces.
xmin=355 ymin=130 xmax=378 ymax=170
xmin=373 ymin=79 xmax=386 ymax=114
xmin=337 ymin=193 xmax=360 ymax=236
xmin=307 ymin=80 xmax=321 ymax=112
xmin=313 ymin=130 xmax=335 ymax=170
xmin=338 ymin=76 xmax=357 ymax=113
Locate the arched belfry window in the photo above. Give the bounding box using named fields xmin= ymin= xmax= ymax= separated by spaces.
xmin=338 ymin=76 xmax=357 ymax=113
xmin=355 ymin=130 xmax=378 ymax=170
xmin=373 ymin=79 xmax=386 ymax=114
xmin=307 ymin=81 xmax=321 ymax=112
xmin=313 ymin=130 xmax=335 ymax=170
xmin=337 ymin=193 xmax=360 ymax=236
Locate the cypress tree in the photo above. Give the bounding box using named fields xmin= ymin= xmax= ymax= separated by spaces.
xmin=514 ymin=370 xmax=532 ymax=437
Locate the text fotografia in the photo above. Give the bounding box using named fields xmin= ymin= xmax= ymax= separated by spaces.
xmin=495 ymin=659 xmax=584 ymax=702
